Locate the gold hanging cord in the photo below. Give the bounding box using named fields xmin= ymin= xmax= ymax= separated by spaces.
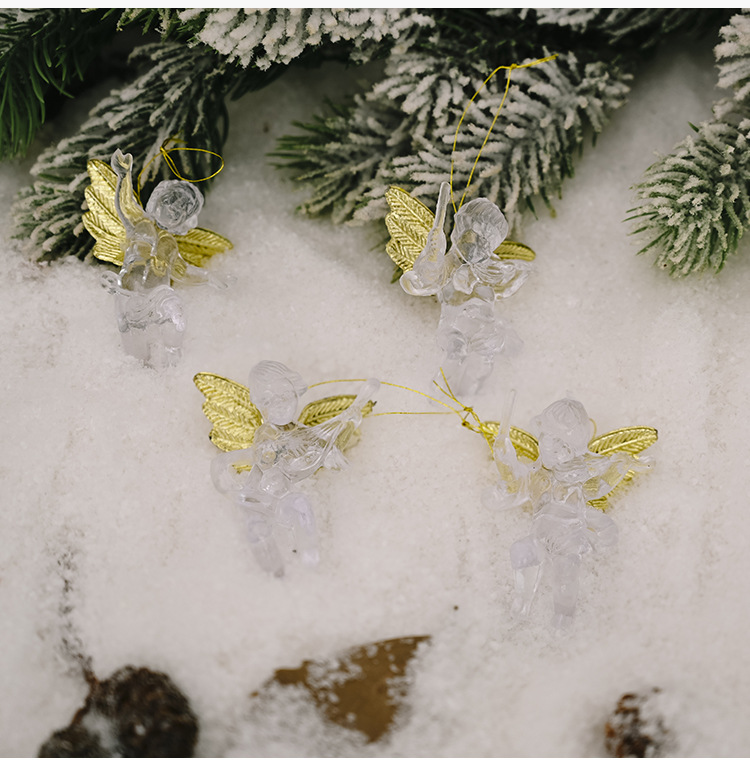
xmin=449 ymin=54 xmax=558 ymax=213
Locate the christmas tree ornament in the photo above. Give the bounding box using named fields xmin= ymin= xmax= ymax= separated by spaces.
xmin=195 ymin=362 xmax=379 ymax=576
xmin=386 ymin=181 xmax=534 ymax=396
xmin=483 ymin=395 xmax=657 ymax=629
xmin=83 ymin=148 xmax=232 ymax=367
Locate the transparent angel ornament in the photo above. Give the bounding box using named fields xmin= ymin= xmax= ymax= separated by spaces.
xmin=399 ymin=181 xmax=530 ymax=396
xmin=211 ymin=361 xmax=379 ymax=577
xmin=101 ymin=149 xmax=228 ymax=368
xmin=484 ymin=397 xmax=653 ymax=630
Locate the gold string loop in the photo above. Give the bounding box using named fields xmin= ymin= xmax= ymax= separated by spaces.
xmin=449 ymin=53 xmax=558 ymax=213
xmin=136 ymin=136 xmax=225 ymax=202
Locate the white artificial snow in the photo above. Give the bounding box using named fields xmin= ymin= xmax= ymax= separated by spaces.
xmin=2 ymin=40 xmax=750 ymax=757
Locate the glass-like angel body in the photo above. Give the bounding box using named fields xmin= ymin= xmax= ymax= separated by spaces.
xmin=399 ymin=182 xmax=530 ymax=396
xmin=102 ymin=149 xmax=224 ymax=367
xmin=485 ymin=398 xmax=652 ymax=630
xmin=210 ymin=361 xmax=379 ymax=577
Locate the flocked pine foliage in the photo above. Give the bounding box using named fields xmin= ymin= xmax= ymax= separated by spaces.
xmin=176 ymin=8 xmax=433 ymax=70
xmin=533 ymin=8 xmax=723 ymax=48
xmin=715 ymin=10 xmax=750 ymax=115
xmin=5 ymin=6 xmax=741 ymax=275
xmin=630 ymin=120 xmax=750 ymax=275
xmin=13 ymin=42 xmax=231 ymax=261
xmin=274 ymin=51 xmax=631 ymax=231
xmin=274 ymin=8 xmax=729 ymax=238
xmin=631 ymin=10 xmax=750 ymax=275
xmin=11 ymin=7 xmax=429 ymax=262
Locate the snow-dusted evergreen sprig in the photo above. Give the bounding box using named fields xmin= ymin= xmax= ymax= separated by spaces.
xmin=534 ymin=8 xmax=726 ymax=49
xmin=275 ymin=52 xmax=631 ymax=232
xmin=12 ymin=42 xmax=230 ymax=261
xmin=273 ymin=48 xmax=477 ymax=224
xmin=630 ymin=119 xmax=750 ymax=275
xmin=176 ymin=8 xmax=433 ymax=69
xmin=715 ymin=10 xmax=750 ymax=116
xmin=387 ymin=55 xmax=631 ymax=230
xmin=630 ymin=10 xmax=750 ymax=275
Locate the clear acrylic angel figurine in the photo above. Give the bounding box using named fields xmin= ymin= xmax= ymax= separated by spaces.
xmin=484 ymin=397 xmax=656 ymax=630
xmin=205 ymin=361 xmax=379 ymax=577
xmin=89 ymin=149 xmax=231 ymax=367
xmin=386 ymin=181 xmax=532 ymax=396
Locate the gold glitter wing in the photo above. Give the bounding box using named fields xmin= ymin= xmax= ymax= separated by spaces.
xmin=82 ymin=159 xmax=145 ymax=265
xmin=385 ymin=186 xmax=535 ymax=271
xmin=193 ymin=373 xmax=263 ymax=452
xmin=385 ymin=186 xmax=435 ymax=272
xmin=495 ymin=241 xmax=536 ymax=262
xmin=82 ymin=159 xmax=232 ymax=268
xmin=588 ymin=426 xmax=659 ymax=457
xmin=587 ymin=426 xmax=658 ymax=510
xmin=479 ymin=421 xmax=540 ymax=461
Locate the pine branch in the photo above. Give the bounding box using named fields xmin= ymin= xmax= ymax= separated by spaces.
xmin=630 ymin=10 xmax=750 ymax=275
xmin=274 ymin=51 xmax=631 ymax=231
xmin=534 ymin=8 xmax=729 ymax=50
xmin=12 ymin=41 xmax=233 ymax=261
xmin=173 ymin=8 xmax=433 ymax=69
xmin=0 ymin=8 xmax=116 ymax=160
xmin=629 ymin=118 xmax=750 ymax=275
xmin=715 ymin=10 xmax=750 ymax=113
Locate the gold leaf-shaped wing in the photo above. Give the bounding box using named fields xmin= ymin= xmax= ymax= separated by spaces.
xmin=299 ymin=394 xmax=376 ymax=453
xmin=587 ymin=426 xmax=658 ymax=510
xmin=495 ymin=240 xmax=535 ymax=262
xmin=384 ymin=186 xmax=434 ymax=272
xmin=193 ymin=372 xmax=263 ymax=452
xmin=588 ymin=426 xmax=658 ymax=456
xmin=82 ymin=158 xmax=232 ymax=268
xmin=480 ymin=421 xmax=540 ymax=461
xmin=174 ymin=227 xmax=233 ymax=268
xmin=82 ymin=159 xmax=144 ymax=266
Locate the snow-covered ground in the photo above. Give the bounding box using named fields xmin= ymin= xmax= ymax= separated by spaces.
xmin=2 ymin=40 xmax=749 ymax=757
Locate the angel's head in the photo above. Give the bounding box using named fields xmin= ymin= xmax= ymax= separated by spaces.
xmin=146 ymin=180 xmax=204 ymax=235
xmin=533 ymin=398 xmax=592 ymax=467
xmin=451 ymin=198 xmax=509 ymax=265
xmin=249 ymin=361 xmax=307 ymax=425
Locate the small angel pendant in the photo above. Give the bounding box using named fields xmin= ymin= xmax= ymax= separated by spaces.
xmin=83 ymin=149 xmax=232 ymax=367
xmin=484 ymin=397 xmax=657 ymax=630
xmin=386 ymin=181 xmax=533 ymax=396
xmin=196 ymin=361 xmax=379 ymax=577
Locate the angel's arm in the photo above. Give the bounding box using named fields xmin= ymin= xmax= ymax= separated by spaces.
xmin=169 ymin=251 xmax=229 ymax=288
xmin=580 ymin=451 xmax=653 ymax=500
xmin=290 ymin=379 xmax=380 ymax=478
xmin=493 ymin=259 xmax=532 ymax=299
xmin=400 ymin=182 xmax=453 ymax=296
xmin=210 ymin=447 xmax=259 ymax=500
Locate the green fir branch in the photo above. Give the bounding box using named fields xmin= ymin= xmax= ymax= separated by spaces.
xmin=0 ymin=8 xmax=116 ymax=160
